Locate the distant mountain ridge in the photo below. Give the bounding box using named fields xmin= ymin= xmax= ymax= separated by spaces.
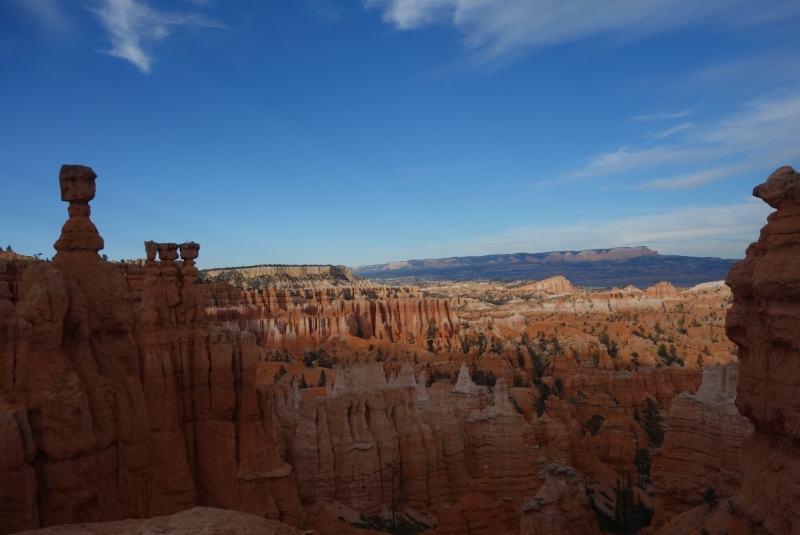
xmin=352 ymin=247 xmax=738 ymax=288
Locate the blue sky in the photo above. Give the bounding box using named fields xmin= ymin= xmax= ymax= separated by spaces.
xmin=2 ymin=0 xmax=799 ymax=269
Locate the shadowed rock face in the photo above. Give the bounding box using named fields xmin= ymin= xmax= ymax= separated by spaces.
xmin=0 ymin=163 xmax=746 ymax=535
xmin=12 ymin=507 xmax=303 ymax=535
xmin=726 ymin=166 xmax=800 ymax=535
xmin=0 ymin=166 xmax=299 ymax=534
xmin=53 ymin=165 xmax=104 ymax=255
xmin=520 ymin=464 xmax=600 ymax=535
xmin=651 ymin=363 xmax=752 ymax=522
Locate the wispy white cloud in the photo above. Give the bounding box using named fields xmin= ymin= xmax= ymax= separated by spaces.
xmin=563 ymin=146 xmax=711 ymax=181
xmin=91 ymin=0 xmax=221 ymax=73
xmin=652 ymin=122 xmax=692 ymax=139
xmin=365 ymin=0 xmax=799 ymax=67
xmin=417 ymin=199 xmax=773 ymax=259
xmin=633 ymin=110 xmax=690 ymax=122
xmin=637 ymin=164 xmax=752 ymax=191
xmin=558 ymin=89 xmax=800 ymax=187
xmin=701 ymin=92 xmax=800 ymax=152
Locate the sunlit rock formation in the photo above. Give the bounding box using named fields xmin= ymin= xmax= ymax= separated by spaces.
xmin=201 ymin=282 xmax=462 ymax=355
xmin=511 ymin=276 xmax=576 ymax=294
xmin=201 ymin=264 xmax=378 ymax=290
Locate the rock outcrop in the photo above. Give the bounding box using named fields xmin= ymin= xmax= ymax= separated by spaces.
xmin=201 ymin=264 xmax=378 ymax=290
xmin=201 ymin=283 xmax=462 ymax=355
xmin=725 ymin=166 xmax=800 ymax=535
xmin=512 ymin=276 xmax=576 ymax=294
xmin=287 ymin=370 xmax=541 ymax=535
xmin=651 ymin=363 xmax=752 ymax=522
xmin=519 ymin=464 xmax=601 ymax=535
xmin=0 ymin=163 xmax=752 ymax=535
xmin=646 ymin=281 xmax=678 ymax=300
xmin=0 ymin=251 xmax=37 ymax=261
xmin=0 ymin=166 xmax=298 ymax=534
xmin=13 ymin=507 xmax=303 ymax=535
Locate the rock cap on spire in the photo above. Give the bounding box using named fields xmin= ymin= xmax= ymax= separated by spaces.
xmin=59 ymin=164 xmax=97 ymax=203
xmin=753 ymin=166 xmax=799 ymax=209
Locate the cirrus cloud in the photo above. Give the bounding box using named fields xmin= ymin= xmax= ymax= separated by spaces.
xmin=365 ymin=0 xmax=799 ymax=67
xmin=91 ymin=0 xmax=221 ymax=73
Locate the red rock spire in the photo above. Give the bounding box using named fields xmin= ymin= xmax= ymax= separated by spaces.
xmin=53 ymin=164 xmax=104 ymax=255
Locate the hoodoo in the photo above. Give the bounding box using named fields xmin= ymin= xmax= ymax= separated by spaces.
xmin=725 ymin=166 xmax=800 ymax=534
xmin=3 ymin=163 xmax=789 ymax=535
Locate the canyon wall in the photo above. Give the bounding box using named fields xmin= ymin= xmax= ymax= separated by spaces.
xmin=201 ymin=283 xmax=462 ymax=355
xmin=0 ymin=166 xmax=298 ymax=534
xmin=206 ymin=265 xmax=355 ymax=278
xmin=0 ymin=163 xmax=747 ymax=535
xmin=651 ymin=363 xmax=752 ymax=522
xmin=725 ymin=166 xmax=800 ymax=535
xmin=200 ymin=264 xmax=379 ymax=291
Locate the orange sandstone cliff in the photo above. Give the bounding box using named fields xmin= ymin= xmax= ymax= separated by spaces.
xmin=0 ymin=166 xmax=298 ymax=533
xmin=201 ymin=283 xmax=461 ymax=355
xmin=651 ymin=362 xmax=752 ymax=522
xmin=1 ymin=163 xmax=749 ymax=535
xmin=725 ymin=166 xmax=800 ymax=535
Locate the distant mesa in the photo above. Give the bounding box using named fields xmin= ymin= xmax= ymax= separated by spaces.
xmin=199 ymin=263 xmax=379 ymax=291
xmin=510 ymin=275 xmax=576 ymax=294
xmin=0 ymin=251 xmax=37 ymax=261
xmin=353 ymin=246 xmax=738 ymax=288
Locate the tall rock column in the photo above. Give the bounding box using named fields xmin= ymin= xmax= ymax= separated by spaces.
xmin=53 ymin=165 xmax=104 ymax=257
xmin=0 ymin=165 xmax=157 ymax=532
xmin=726 ymin=166 xmax=800 ymax=535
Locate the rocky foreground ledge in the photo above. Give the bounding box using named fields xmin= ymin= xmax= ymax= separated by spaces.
xmin=13 ymin=508 xmax=304 ymax=535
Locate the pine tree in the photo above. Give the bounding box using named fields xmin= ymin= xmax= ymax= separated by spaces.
xmin=318 ymin=369 xmax=327 ymax=387
xmin=299 ymin=374 xmax=308 ymax=389
xmin=702 ymin=487 xmax=718 ymax=510
xmin=385 ymin=461 xmax=407 ymax=532
xmin=641 ymin=398 xmax=666 ymax=447
xmin=634 ymin=449 xmax=652 ymax=486
xmin=587 ymin=414 xmax=605 ymax=436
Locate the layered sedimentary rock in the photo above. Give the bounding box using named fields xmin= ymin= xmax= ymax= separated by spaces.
xmin=646 ymin=281 xmax=678 ymax=299
xmin=725 ymin=166 xmax=800 ymax=535
xmin=201 ymin=264 xmax=378 ymax=290
xmin=285 ymin=364 xmax=541 ymax=535
xmin=13 ymin=508 xmax=303 ymax=535
xmin=519 ymin=464 xmax=601 ymax=535
xmin=557 ymin=366 xmax=702 ymax=412
xmin=0 ymin=251 xmax=37 ymax=261
xmin=511 ymin=276 xmax=576 ymax=294
xmin=0 ymin=166 xmax=298 ymax=534
xmin=1 ymin=163 xmax=743 ymax=535
xmin=201 ymin=283 xmax=462 ymax=355
xmin=651 ymin=363 xmax=752 ymax=522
